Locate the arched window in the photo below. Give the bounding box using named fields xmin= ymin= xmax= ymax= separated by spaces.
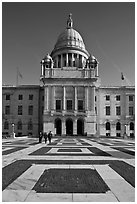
xmin=106 ymin=122 xmax=110 ymax=130
xmin=130 ymin=122 xmax=134 ymax=130
xmin=116 ymin=122 xmax=121 ymax=130
xmin=28 ymin=120 xmax=33 ymax=130
xmin=17 ymin=121 xmax=22 ymax=130
xmin=4 ymin=121 xmax=9 ymax=130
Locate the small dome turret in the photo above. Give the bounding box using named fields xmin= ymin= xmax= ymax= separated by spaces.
xmin=88 ymin=55 xmax=98 ymax=68
xmin=41 ymin=54 xmax=53 ymax=68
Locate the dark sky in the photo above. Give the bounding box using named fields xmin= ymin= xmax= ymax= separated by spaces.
xmin=2 ymin=2 xmax=135 ymax=86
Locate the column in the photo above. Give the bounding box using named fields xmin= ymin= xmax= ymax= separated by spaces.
xmin=72 ymin=53 xmax=74 ymax=67
xmin=73 ymin=119 xmax=77 ymax=135
xmin=74 ymin=86 xmax=77 ymax=112
xmin=51 ymin=86 xmax=55 ymax=111
xmin=56 ymin=56 xmax=58 ymax=68
xmin=66 ymin=53 xmax=68 ymax=67
xmin=63 ymin=86 xmax=66 ymax=111
xmin=41 ymin=64 xmax=44 ymax=76
xmin=61 ymin=54 xmax=63 ymax=68
xmin=62 ymin=120 xmax=66 ymax=135
xmin=91 ymin=86 xmax=95 ymax=113
xmin=44 ymin=86 xmax=49 ymax=111
xmin=85 ymin=86 xmax=89 ymax=111
xmin=76 ymin=54 xmax=79 ymax=67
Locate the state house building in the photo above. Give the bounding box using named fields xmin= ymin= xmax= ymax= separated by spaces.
xmin=2 ymin=15 xmax=135 ymax=138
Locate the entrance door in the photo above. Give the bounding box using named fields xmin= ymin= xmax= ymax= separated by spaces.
xmin=55 ymin=118 xmax=62 ymax=135
xmin=77 ymin=119 xmax=84 ymax=135
xmin=66 ymin=119 xmax=73 ymax=135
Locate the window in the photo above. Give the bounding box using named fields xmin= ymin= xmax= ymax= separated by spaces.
xmin=130 ymin=122 xmax=134 ymax=130
xmin=95 ymin=96 xmax=97 ymax=102
xmin=106 ymin=122 xmax=110 ymax=130
xmin=17 ymin=121 xmax=22 ymax=130
xmin=18 ymin=106 xmax=23 ymax=115
xmin=129 ymin=106 xmax=134 ymax=116
xmin=6 ymin=94 xmax=10 ymax=100
xmin=116 ymin=95 xmax=120 ymax=101
xmin=28 ymin=121 xmax=33 ymax=130
xmin=29 ymin=94 xmax=33 ymax=100
xmin=42 ymin=106 xmax=44 ymax=115
xmin=4 ymin=121 xmax=9 ymax=130
xmin=78 ymin=100 xmax=84 ymax=111
xmin=95 ymin=107 xmax=97 ymax=114
xmin=116 ymin=106 xmax=121 ymax=115
xmin=42 ymin=96 xmax=44 ymax=101
xmin=106 ymin=95 xmax=110 ymax=101
xmin=129 ymin=95 xmax=134 ymax=101
xmin=106 ymin=106 xmax=110 ymax=115
xmin=67 ymin=100 xmax=72 ymax=111
xmin=5 ymin=106 xmax=10 ymax=115
xmin=56 ymin=100 xmax=61 ymax=111
xmin=18 ymin=94 xmax=23 ymax=100
xmin=116 ymin=122 xmax=121 ymax=130
xmin=28 ymin=105 xmax=33 ymax=115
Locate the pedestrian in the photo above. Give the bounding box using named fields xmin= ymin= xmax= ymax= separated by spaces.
xmin=48 ymin=131 xmax=52 ymax=144
xmin=43 ymin=132 xmax=48 ymax=144
xmin=39 ymin=132 xmax=43 ymax=143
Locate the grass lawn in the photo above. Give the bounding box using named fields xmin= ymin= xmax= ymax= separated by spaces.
xmin=33 ymin=169 xmax=110 ymax=193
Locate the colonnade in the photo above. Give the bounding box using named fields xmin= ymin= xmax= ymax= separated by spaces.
xmin=53 ymin=53 xmax=86 ymax=68
xmin=44 ymin=85 xmax=95 ymax=114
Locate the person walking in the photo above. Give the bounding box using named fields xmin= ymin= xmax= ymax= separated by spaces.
xmin=39 ymin=132 xmax=43 ymax=143
xmin=43 ymin=132 xmax=48 ymax=144
xmin=48 ymin=131 xmax=52 ymax=144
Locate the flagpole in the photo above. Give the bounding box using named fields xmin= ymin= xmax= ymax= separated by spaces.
xmin=16 ymin=67 xmax=18 ymax=86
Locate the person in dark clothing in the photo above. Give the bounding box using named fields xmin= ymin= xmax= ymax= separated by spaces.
xmin=43 ymin=132 xmax=48 ymax=144
xmin=48 ymin=131 xmax=52 ymax=144
xmin=39 ymin=132 xmax=43 ymax=143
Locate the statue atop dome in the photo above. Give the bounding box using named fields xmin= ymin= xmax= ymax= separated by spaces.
xmin=67 ymin=13 xmax=73 ymax=29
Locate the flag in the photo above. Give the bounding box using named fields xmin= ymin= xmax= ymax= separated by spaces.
xmin=121 ymin=72 xmax=124 ymax=80
xmin=18 ymin=71 xmax=23 ymax=79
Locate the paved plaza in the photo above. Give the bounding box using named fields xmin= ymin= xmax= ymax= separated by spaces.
xmin=2 ymin=136 xmax=135 ymax=202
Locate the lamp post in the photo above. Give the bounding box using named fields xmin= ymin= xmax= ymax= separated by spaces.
xmin=11 ymin=123 xmax=15 ymax=138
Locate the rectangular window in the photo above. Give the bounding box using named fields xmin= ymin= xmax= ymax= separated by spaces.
xmin=18 ymin=106 xmax=23 ymax=115
xmin=42 ymin=96 xmax=44 ymax=101
xmin=56 ymin=100 xmax=61 ymax=111
xmin=116 ymin=95 xmax=120 ymax=101
xmin=116 ymin=106 xmax=121 ymax=115
xmin=129 ymin=106 xmax=134 ymax=115
xmin=129 ymin=95 xmax=134 ymax=101
xmin=28 ymin=105 xmax=33 ymax=115
xmin=106 ymin=106 xmax=110 ymax=115
xmin=95 ymin=96 xmax=97 ymax=102
xmin=5 ymin=106 xmax=10 ymax=115
xmin=95 ymin=107 xmax=97 ymax=114
xmin=29 ymin=94 xmax=33 ymax=100
xmin=67 ymin=100 xmax=72 ymax=111
xmin=6 ymin=94 xmax=10 ymax=100
xmin=78 ymin=100 xmax=84 ymax=111
xmin=18 ymin=94 xmax=23 ymax=100
xmin=42 ymin=106 xmax=44 ymax=115
xmin=106 ymin=95 xmax=110 ymax=101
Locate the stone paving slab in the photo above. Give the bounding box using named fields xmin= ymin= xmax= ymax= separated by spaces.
xmin=2 ymin=137 xmax=135 ymax=202
xmin=94 ymin=164 xmax=135 ymax=202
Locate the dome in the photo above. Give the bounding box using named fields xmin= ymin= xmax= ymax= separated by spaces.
xmin=51 ymin=14 xmax=89 ymax=56
xmin=54 ymin=28 xmax=86 ymax=51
